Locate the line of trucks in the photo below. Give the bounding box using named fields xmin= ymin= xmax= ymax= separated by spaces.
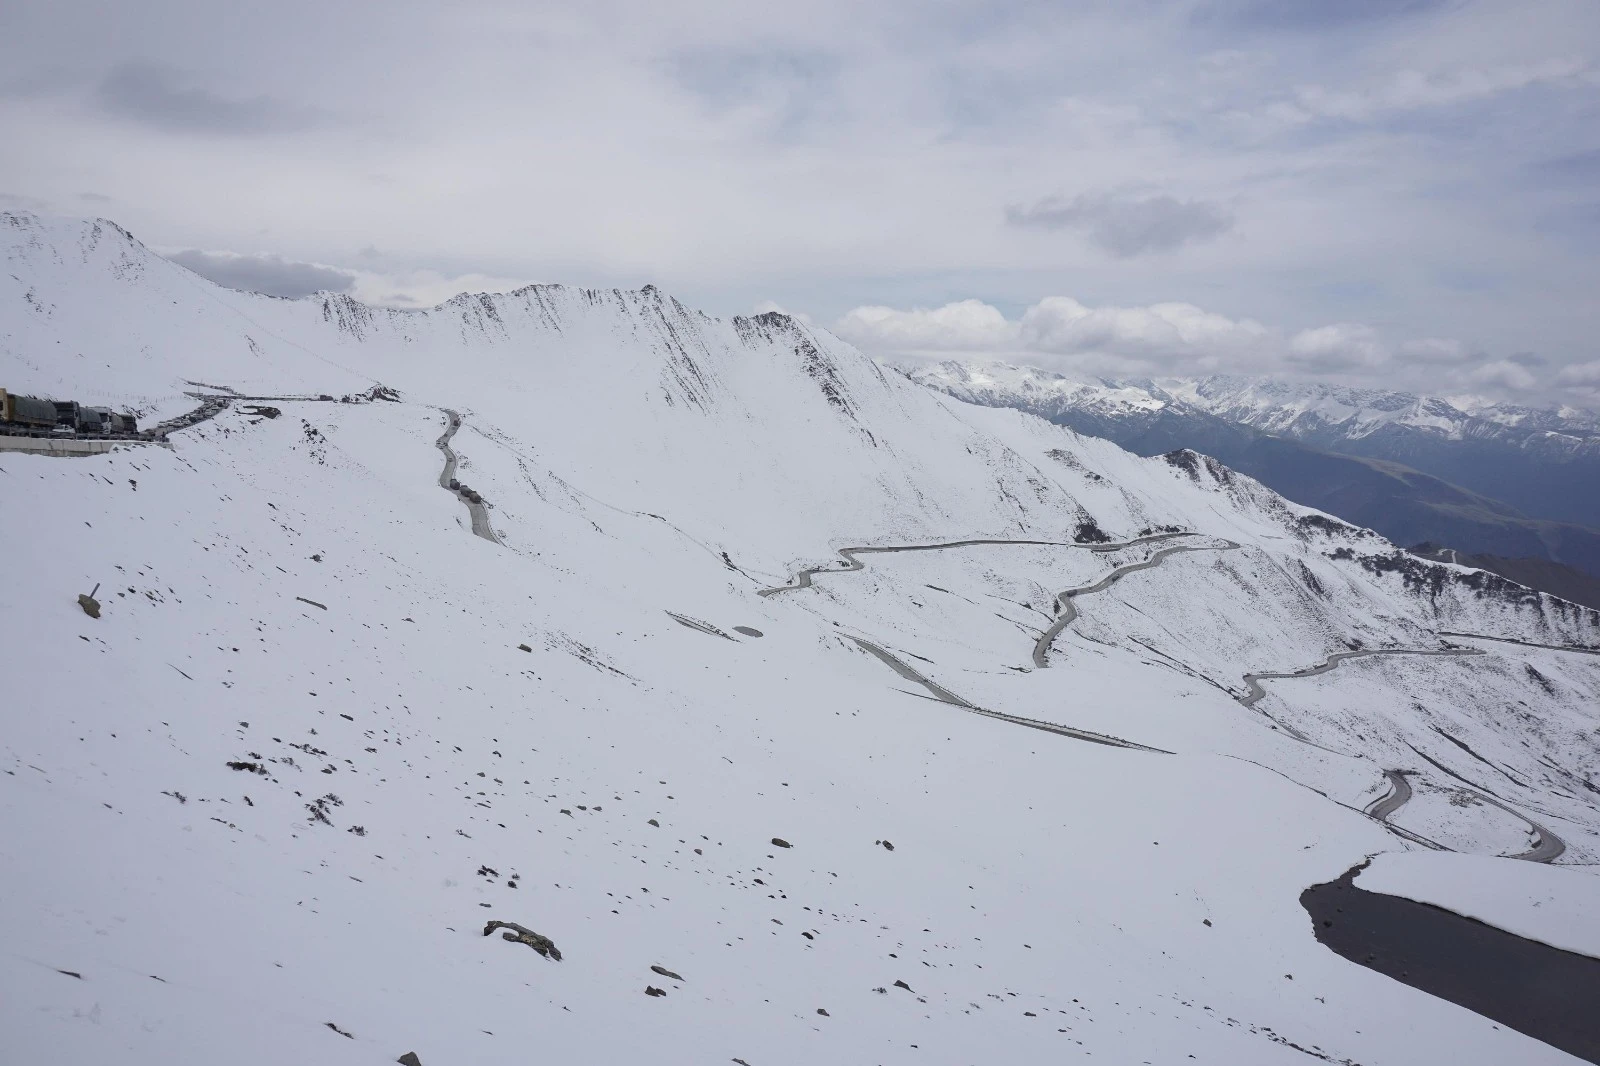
xmin=1 ymin=388 xmax=140 ymax=437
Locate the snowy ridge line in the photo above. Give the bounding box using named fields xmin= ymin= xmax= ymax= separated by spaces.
xmin=843 ymin=635 xmax=1172 ymax=754
xmin=1031 ymin=538 xmax=1241 ymax=667
xmin=756 ymin=531 xmax=1195 ymax=598
xmin=436 ymin=409 xmax=501 ymax=544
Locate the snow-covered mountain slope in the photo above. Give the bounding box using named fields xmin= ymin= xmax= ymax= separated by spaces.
xmin=5 ymin=212 xmax=1600 ymax=1066
xmin=905 ymin=360 xmax=1600 ymax=530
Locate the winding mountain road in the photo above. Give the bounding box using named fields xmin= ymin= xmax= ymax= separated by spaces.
xmin=1238 ymin=647 xmax=1484 ymax=708
xmin=1031 ymin=539 xmax=1240 ymax=668
xmin=757 ymin=531 xmax=1195 ymax=598
xmin=1438 ymin=632 xmax=1600 ymax=656
xmin=437 ymin=409 xmax=501 ymax=545
xmin=760 ymin=530 xmax=1582 ymax=861
xmin=1365 ymin=770 xmax=1413 ymax=821
xmin=1239 ymin=648 xmax=1567 ymax=862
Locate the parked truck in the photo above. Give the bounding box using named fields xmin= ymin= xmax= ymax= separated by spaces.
xmin=0 ymin=388 xmax=61 ymax=434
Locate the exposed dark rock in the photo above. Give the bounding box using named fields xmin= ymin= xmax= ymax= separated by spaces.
xmin=816 ymin=1008 xmax=830 ymax=1017
xmin=397 ymin=1054 xmax=423 ymax=1066
xmin=645 ymin=985 xmax=666 ymax=997
xmin=77 ymin=593 xmax=101 ymax=618
xmin=483 ymin=920 xmax=561 ymax=961
xmin=1072 ymin=518 xmax=1112 ymax=544
xmin=651 ymin=964 xmax=684 ymax=981
xmin=771 ymin=837 xmax=792 ymax=849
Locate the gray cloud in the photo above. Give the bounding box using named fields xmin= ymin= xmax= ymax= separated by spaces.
xmin=166 ymin=249 xmax=355 ymax=298
xmin=95 ymin=62 xmax=321 ymax=135
xmin=1006 ymin=193 xmax=1234 ymax=258
xmin=0 ymin=0 xmax=1594 ymax=406
xmin=1197 ymin=0 xmax=1451 ymax=33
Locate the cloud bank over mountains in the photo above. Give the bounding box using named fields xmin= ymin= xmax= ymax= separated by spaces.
xmin=833 ymin=296 xmax=1575 ymax=405
xmin=6 ymin=0 xmax=1595 ymax=406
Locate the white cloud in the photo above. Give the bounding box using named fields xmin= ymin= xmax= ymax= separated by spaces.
xmin=1019 ymin=297 xmax=1269 ymax=365
xmin=834 ymin=300 xmax=1017 ymax=352
xmin=1466 ymin=359 xmax=1538 ymax=392
xmin=837 ymin=295 xmax=1279 ymax=378
xmin=834 ymin=294 xmax=1581 ymax=403
xmin=1287 ymin=323 xmax=1389 ymax=372
xmin=1556 ymin=360 xmax=1600 ymax=386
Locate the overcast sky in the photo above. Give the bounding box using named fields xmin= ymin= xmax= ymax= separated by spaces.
xmin=3 ymin=0 xmax=1598 ymax=407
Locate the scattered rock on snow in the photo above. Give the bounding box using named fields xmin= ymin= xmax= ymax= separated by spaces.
xmin=77 ymin=593 xmax=101 ymax=618
xmin=645 ymin=985 xmax=666 ymax=997
xmin=397 ymin=1054 xmax=423 ymax=1066
xmin=483 ymin=920 xmax=562 ymax=961
xmin=651 ymin=964 xmax=684 ymax=981
xmin=771 ymin=837 xmax=792 ymax=848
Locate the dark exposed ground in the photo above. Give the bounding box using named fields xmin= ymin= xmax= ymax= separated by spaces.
xmin=1302 ymin=864 xmax=1600 ymax=1065
xmin=1410 ymin=543 xmax=1600 ymax=610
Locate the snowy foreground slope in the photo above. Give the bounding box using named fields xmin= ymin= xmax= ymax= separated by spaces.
xmin=4 ymin=212 xmax=1600 ymax=1066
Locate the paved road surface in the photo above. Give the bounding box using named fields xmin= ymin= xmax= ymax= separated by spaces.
xmin=1032 ymin=539 xmax=1240 ymax=667
xmin=1238 ymin=647 xmax=1483 ymax=708
xmin=1365 ymin=770 xmax=1413 ymax=821
xmin=758 ymin=531 xmax=1195 ymax=598
xmin=1439 ymin=631 xmax=1600 ymax=656
xmin=437 ymin=409 xmax=501 ymax=545
xmin=1241 ymin=648 xmax=1567 ymax=863
xmin=844 ymin=634 xmax=1171 ymax=754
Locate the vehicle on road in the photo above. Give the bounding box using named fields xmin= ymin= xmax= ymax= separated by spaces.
xmin=1 ymin=388 xmax=139 ymax=437
xmin=0 ymin=388 xmax=58 ymax=434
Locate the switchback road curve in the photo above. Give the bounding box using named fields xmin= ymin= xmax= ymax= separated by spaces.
xmin=1031 ymin=539 xmax=1240 ymax=668
xmin=437 ymin=409 xmax=501 ymax=545
xmin=1240 ymin=648 xmax=1566 ymax=863
xmin=757 ymin=532 xmax=1195 ymax=598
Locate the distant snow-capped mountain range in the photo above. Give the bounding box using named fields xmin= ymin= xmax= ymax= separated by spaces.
xmin=903 ymin=360 xmax=1600 ymax=592
xmin=906 ymin=361 xmax=1599 ymax=461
